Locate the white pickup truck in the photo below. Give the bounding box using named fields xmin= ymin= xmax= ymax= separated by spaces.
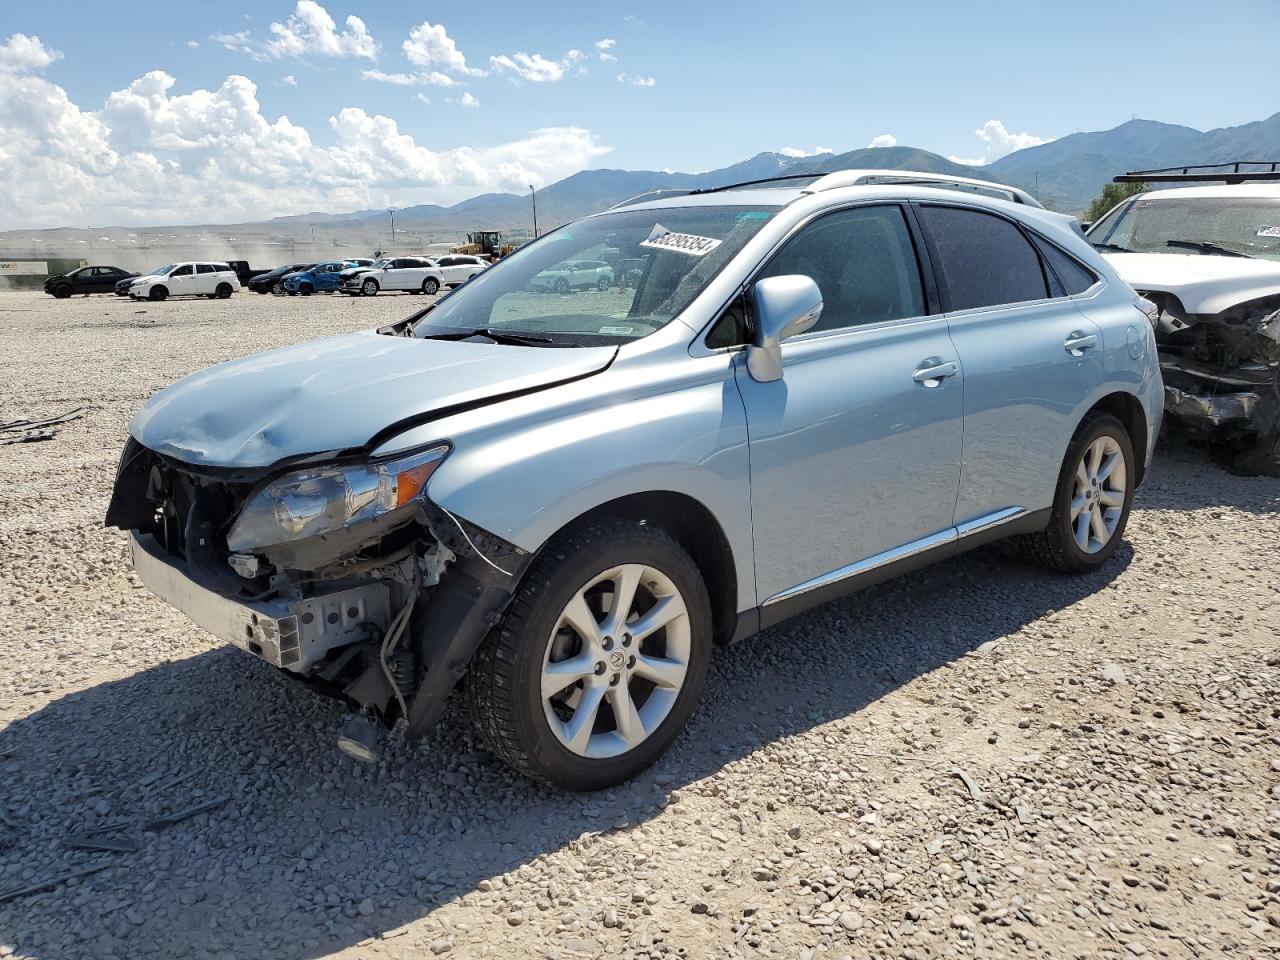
xmin=1087 ymin=171 xmax=1280 ymax=476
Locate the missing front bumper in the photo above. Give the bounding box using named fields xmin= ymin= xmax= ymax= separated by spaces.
xmin=129 ymin=531 xmax=391 ymax=672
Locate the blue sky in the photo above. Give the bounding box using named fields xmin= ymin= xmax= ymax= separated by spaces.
xmin=0 ymin=0 xmax=1276 ymax=228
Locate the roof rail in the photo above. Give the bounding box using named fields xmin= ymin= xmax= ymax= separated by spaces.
xmin=608 ymin=188 xmax=696 ymax=210
xmin=1114 ymin=161 xmax=1280 ymax=184
xmin=801 ymin=169 xmax=1043 ymax=208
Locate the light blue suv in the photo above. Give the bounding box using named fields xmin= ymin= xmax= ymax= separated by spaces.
xmin=107 ymin=170 xmax=1163 ymax=790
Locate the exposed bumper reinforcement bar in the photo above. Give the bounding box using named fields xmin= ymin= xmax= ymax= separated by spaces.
xmin=129 ymin=532 xmax=391 ymax=672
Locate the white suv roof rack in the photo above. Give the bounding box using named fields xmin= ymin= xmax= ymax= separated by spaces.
xmin=802 ymin=169 xmax=1043 ymax=208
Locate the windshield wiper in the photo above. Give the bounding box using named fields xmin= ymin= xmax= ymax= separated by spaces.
xmin=420 ymin=328 xmax=559 ymax=346
xmin=1165 ymin=239 xmax=1252 ymax=258
xmin=1091 ymin=241 xmax=1132 ymax=253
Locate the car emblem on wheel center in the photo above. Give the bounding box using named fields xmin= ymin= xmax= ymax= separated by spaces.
xmin=609 ymin=650 xmax=626 ymax=670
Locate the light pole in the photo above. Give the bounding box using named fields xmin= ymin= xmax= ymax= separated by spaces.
xmin=529 ymin=184 xmax=538 ymax=239
xmin=387 ymin=208 xmax=397 ymax=246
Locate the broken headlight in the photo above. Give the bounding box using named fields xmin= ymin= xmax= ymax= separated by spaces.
xmin=225 ymin=445 xmax=449 ymax=553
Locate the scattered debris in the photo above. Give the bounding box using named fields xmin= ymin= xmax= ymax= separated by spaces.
xmin=63 ymin=831 xmax=141 ymax=854
xmin=142 ymin=796 xmax=228 ymax=831
xmin=950 ymin=768 xmax=986 ymax=803
xmin=0 ymin=406 xmax=86 ymax=446
xmin=0 ymin=863 xmax=113 ymax=905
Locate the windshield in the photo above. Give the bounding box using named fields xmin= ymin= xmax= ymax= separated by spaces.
xmin=367 ymin=258 xmax=393 ymax=270
xmin=1089 ymin=196 xmax=1280 ymax=261
xmin=150 ymin=264 xmax=175 ymax=276
xmin=412 ymin=205 xmax=779 ymax=345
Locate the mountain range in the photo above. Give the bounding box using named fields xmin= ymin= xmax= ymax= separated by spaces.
xmin=272 ymin=112 xmax=1280 ymax=234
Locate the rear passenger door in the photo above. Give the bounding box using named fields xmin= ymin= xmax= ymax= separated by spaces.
xmin=915 ymin=203 xmax=1104 ymax=527
xmin=195 ymin=263 xmax=218 ymax=294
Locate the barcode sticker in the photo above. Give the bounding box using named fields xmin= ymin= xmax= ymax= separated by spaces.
xmin=640 ymin=224 xmax=722 ymax=257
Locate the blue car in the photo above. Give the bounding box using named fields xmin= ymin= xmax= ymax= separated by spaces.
xmin=282 ymin=260 xmax=360 ymax=295
xmin=110 ymin=169 xmax=1162 ymax=790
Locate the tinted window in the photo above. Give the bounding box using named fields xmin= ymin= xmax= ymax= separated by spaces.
xmin=196 ymin=264 xmax=216 ymax=274
xmin=757 ymin=205 xmax=925 ymax=332
xmin=918 ymin=206 xmax=1047 ymax=311
xmin=171 ymin=264 xmax=193 ymax=276
xmin=1031 ymin=235 xmax=1098 ymax=296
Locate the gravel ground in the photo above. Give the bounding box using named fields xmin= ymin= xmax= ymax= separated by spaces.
xmin=0 ymin=289 xmax=1277 ymax=960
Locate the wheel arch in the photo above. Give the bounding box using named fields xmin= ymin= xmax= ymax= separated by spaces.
xmin=1085 ymin=390 xmax=1149 ymax=485
xmin=543 ymin=491 xmax=740 ymax=647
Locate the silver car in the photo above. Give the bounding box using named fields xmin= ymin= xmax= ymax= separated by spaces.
xmin=108 ymin=170 xmax=1163 ymax=790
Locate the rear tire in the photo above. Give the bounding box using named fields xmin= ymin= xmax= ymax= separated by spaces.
xmin=469 ymin=519 xmax=712 ymax=791
xmin=422 ymin=277 xmax=440 ymax=295
xmin=1018 ymin=412 xmax=1134 ymax=573
xmin=149 ymin=286 xmax=168 ymax=302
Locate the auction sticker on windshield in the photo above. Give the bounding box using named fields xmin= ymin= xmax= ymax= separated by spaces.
xmin=641 ymin=223 xmax=722 ymax=256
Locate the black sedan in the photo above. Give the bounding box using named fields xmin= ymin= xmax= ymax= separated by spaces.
xmin=248 ymin=263 xmax=313 ymax=295
xmin=44 ymin=265 xmax=137 ymax=298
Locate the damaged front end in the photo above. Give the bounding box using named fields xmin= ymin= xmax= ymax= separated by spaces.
xmin=105 ymin=438 xmax=529 ymax=745
xmin=1142 ymin=291 xmax=1280 ymax=475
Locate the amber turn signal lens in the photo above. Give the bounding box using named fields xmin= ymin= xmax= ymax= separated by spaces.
xmin=395 ymin=459 xmax=442 ymax=507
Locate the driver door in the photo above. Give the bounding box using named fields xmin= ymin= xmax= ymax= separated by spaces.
xmin=733 ymin=204 xmax=964 ymax=605
xmin=166 ymin=264 xmax=195 ymax=296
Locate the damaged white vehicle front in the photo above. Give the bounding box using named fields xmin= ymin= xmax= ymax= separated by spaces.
xmin=1087 ymin=173 xmax=1280 ymax=475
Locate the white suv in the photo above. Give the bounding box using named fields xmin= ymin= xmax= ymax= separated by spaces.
xmin=129 ymin=262 xmax=241 ymax=301
xmin=340 ymin=258 xmax=446 ymax=297
xmin=432 ymin=254 xmax=488 ymax=286
xmin=1087 ymin=171 xmax=1280 ymax=475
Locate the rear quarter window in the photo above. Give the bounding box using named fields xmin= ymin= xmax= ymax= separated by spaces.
xmin=918 ymin=205 xmax=1048 ymax=311
xmin=1030 ymin=235 xmax=1099 ymax=296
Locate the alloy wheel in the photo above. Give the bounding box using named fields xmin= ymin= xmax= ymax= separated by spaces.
xmin=1070 ymin=436 xmax=1127 ymax=553
xmin=541 ymin=564 xmax=691 ymax=759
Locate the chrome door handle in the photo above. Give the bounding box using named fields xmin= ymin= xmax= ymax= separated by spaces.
xmin=912 ymin=359 xmax=958 ymax=385
xmin=1064 ymin=331 xmax=1097 ymax=355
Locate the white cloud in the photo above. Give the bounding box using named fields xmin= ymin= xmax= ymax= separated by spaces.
xmin=460 ymin=91 xmax=479 ymax=109
xmin=0 ymin=35 xmax=612 ymax=229
xmin=778 ymin=146 xmax=834 ymax=158
xmin=361 ymin=69 xmax=458 ymax=88
xmin=616 ymin=72 xmax=655 ymax=87
xmin=216 ymin=2 xmax=378 ymax=61
xmin=490 ymin=49 xmax=586 ymax=83
xmin=186 ymin=40 xmax=200 ymax=50
xmin=867 ymin=133 xmax=897 ymax=149
xmin=0 ymin=33 xmax=62 ymax=73
xmin=282 ymin=74 xmax=298 ymax=86
xmin=595 ymin=37 xmax=617 ymax=62
xmin=414 ymin=93 xmax=431 ymax=105
xmin=403 ymin=21 xmax=483 ymax=77
xmin=948 ymin=119 xmax=1052 ymax=166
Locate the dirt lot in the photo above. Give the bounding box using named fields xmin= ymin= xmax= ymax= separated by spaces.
xmin=0 ymin=289 xmax=1277 ymax=960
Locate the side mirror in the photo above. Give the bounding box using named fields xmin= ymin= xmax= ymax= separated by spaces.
xmin=747 ymin=275 xmax=823 ymax=383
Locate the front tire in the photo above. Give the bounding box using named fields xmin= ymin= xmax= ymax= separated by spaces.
xmin=1019 ymin=412 xmax=1134 ymax=573
xmin=553 ymin=277 xmax=570 ymax=294
xmin=361 ymin=278 xmax=379 ymax=297
xmin=299 ymin=284 xmax=313 ymax=296
xmin=596 ymin=277 xmax=611 ymax=292
xmin=52 ymin=285 xmax=72 ymax=299
xmin=469 ymin=520 xmax=712 ymax=791
xmin=148 ymin=286 xmax=168 ymax=302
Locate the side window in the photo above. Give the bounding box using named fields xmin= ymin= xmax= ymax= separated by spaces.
xmin=757 ymin=205 xmax=926 ymax=332
xmin=917 ymin=205 xmax=1048 ymax=311
xmin=196 ymin=264 xmax=216 ymax=274
xmin=1030 ymin=235 xmax=1098 ymax=296
xmin=437 ymin=256 xmax=455 ymax=267
xmin=171 ymin=264 xmax=193 ymax=276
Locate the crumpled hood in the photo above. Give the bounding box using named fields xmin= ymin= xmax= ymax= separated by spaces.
xmin=1103 ymin=252 xmax=1280 ymax=315
xmin=339 ymin=267 xmax=372 ymax=279
xmin=130 ymin=330 xmax=616 ymax=468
